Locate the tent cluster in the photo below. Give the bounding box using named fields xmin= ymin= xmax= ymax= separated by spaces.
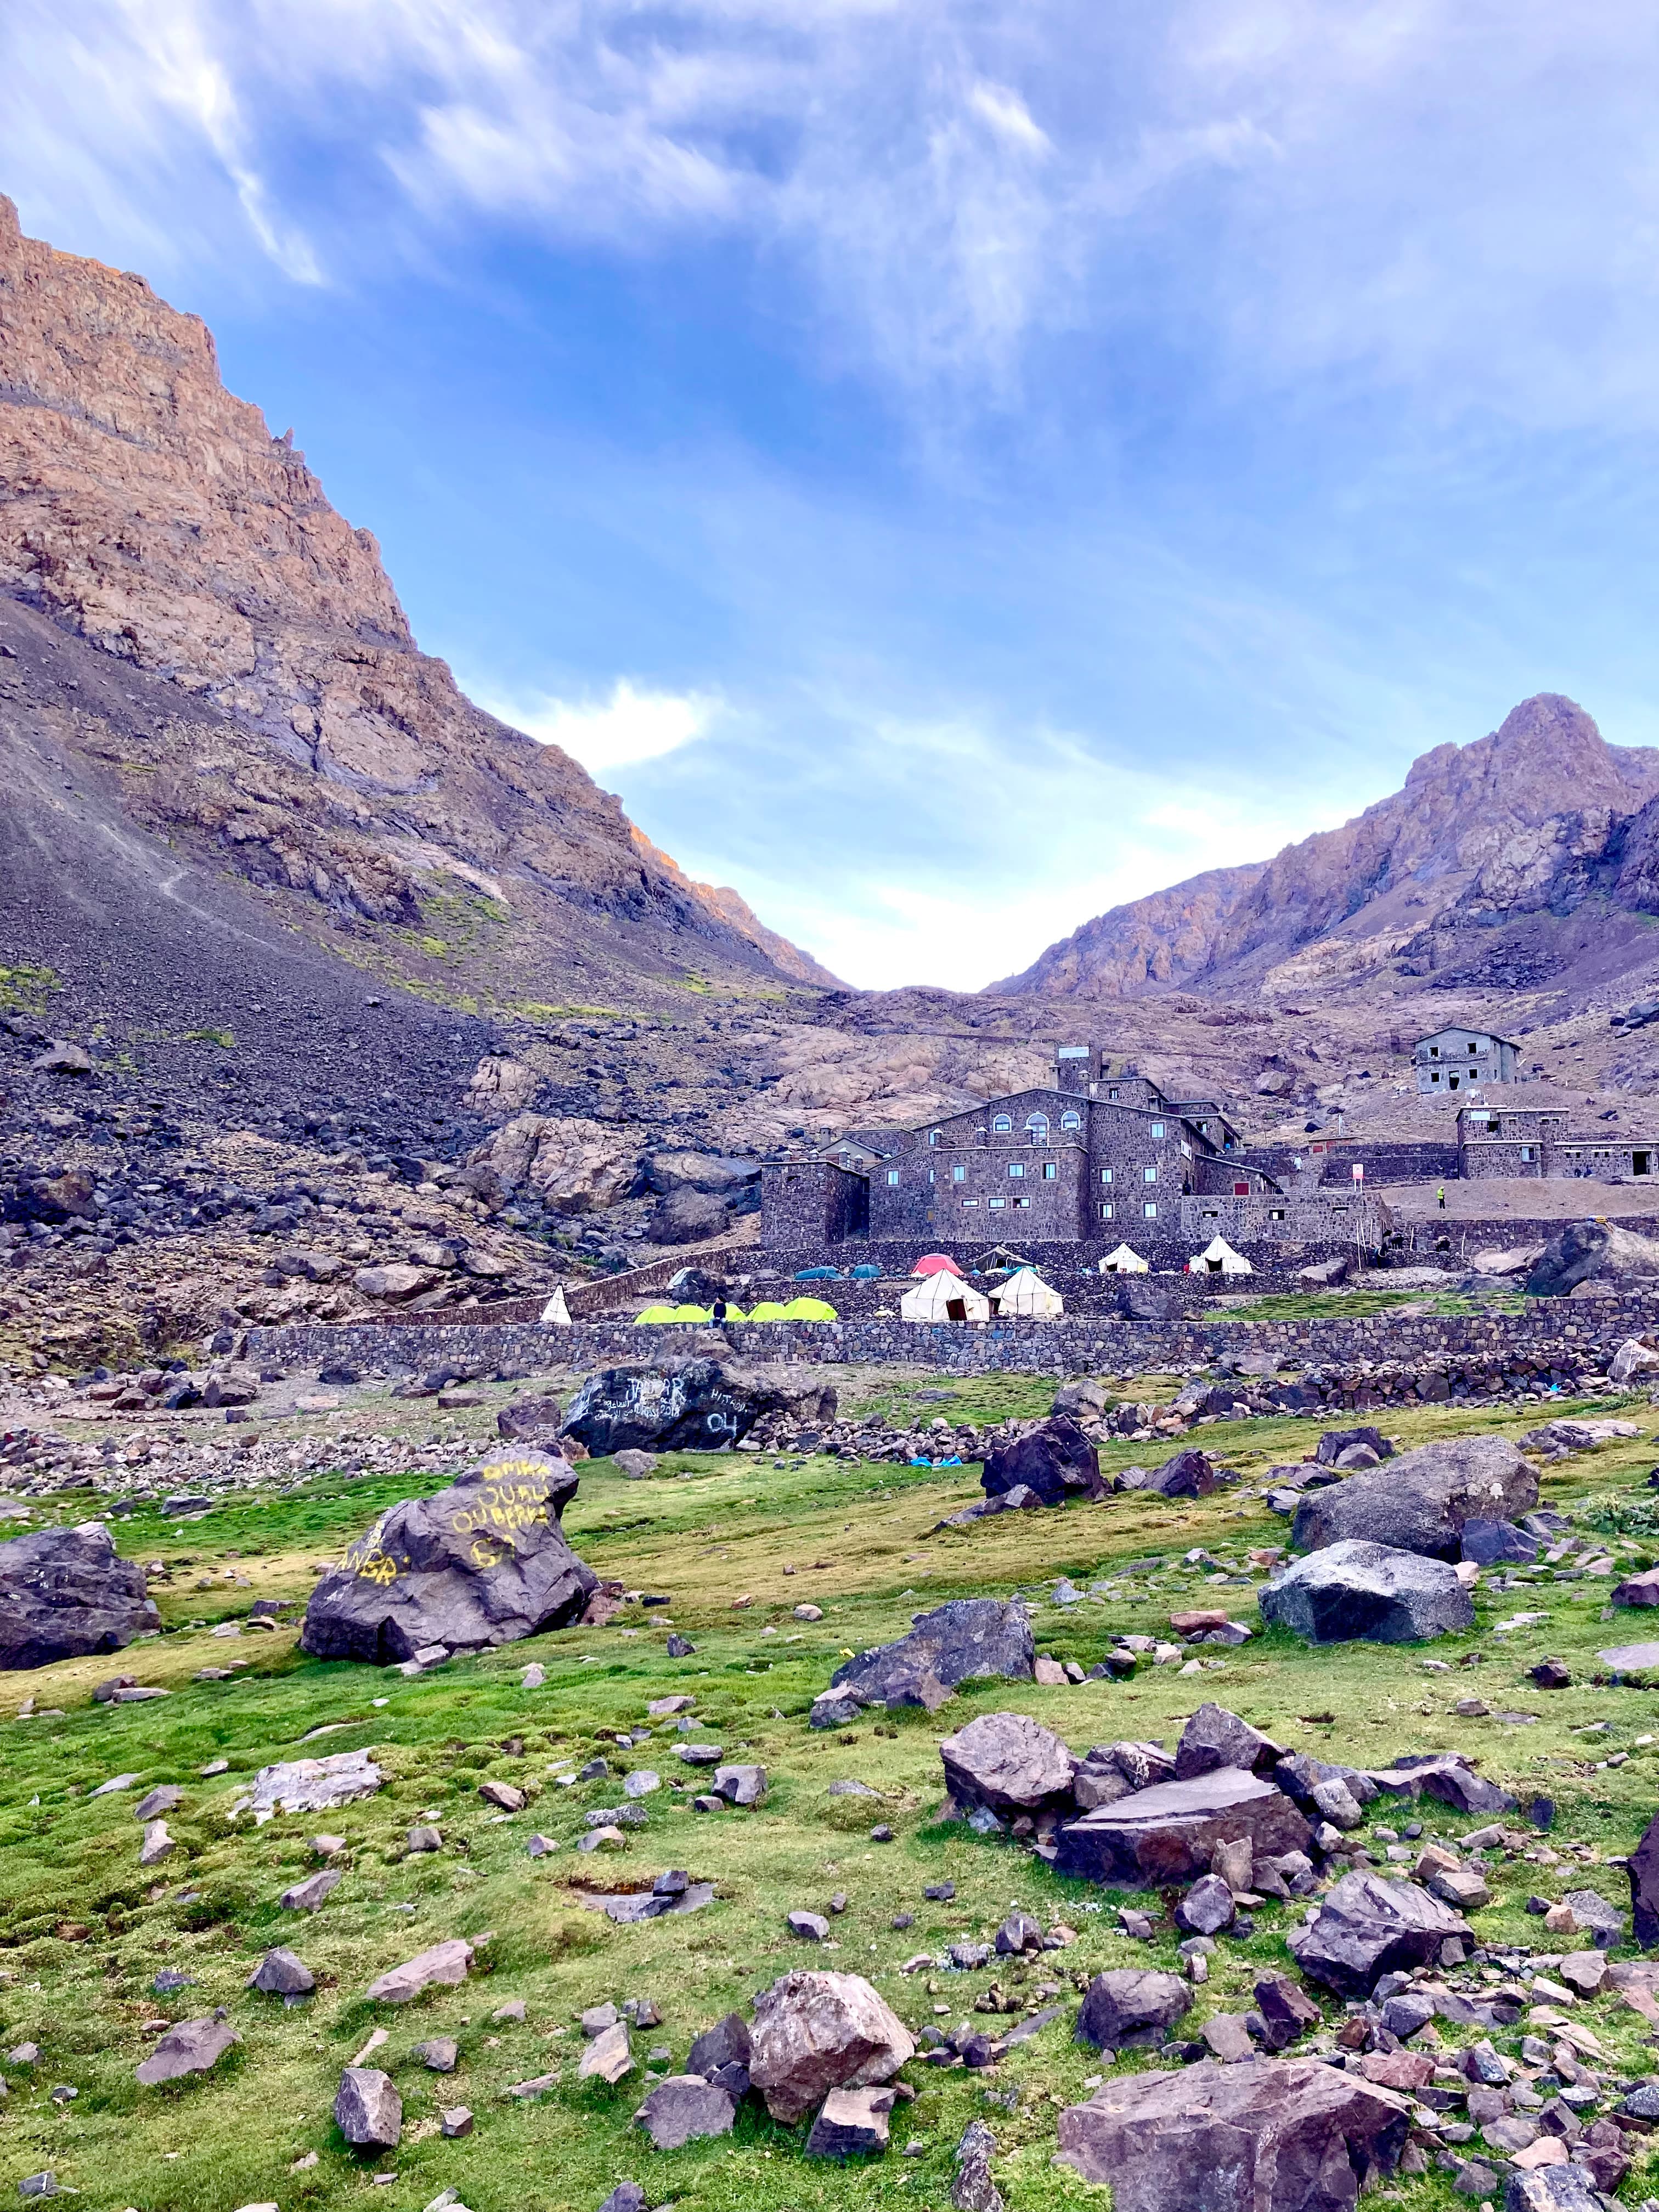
xmin=900 ymin=1262 xmax=1063 ymax=1322
xmin=1098 ymin=1238 xmax=1254 ymax=1276
xmin=634 ymin=1295 xmax=839 ymax=1324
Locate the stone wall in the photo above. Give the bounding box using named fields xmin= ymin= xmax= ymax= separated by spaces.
xmin=250 ymin=1294 xmax=1659 ymax=1387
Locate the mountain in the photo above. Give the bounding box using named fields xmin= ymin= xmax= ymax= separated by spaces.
xmin=996 ymin=694 xmax=1659 ymax=1003
xmin=0 ymin=194 xmax=836 ymax=1007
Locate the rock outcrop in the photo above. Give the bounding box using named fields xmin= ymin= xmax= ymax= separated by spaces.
xmin=562 ymin=1360 xmax=836 ymax=1456
xmin=300 ymin=1449 xmax=594 ymax=1664
xmin=0 ymin=1522 xmax=159 ymax=1668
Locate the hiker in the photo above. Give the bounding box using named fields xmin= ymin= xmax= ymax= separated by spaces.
xmin=1436 ymin=1184 xmax=1446 ymax=1211
xmin=711 ymin=1295 xmax=728 ymax=1323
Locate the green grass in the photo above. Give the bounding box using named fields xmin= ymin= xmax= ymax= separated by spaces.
xmin=7 ymin=1388 xmax=1659 ymax=2209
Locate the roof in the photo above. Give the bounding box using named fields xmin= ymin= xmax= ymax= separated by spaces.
xmin=1415 ymin=1025 xmax=1520 ymax=1049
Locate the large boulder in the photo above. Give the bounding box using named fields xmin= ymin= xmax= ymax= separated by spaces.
xmin=464 ymin=1113 xmax=636 ymax=1215
xmin=1142 ymin=1448 xmax=1220 ymax=1498
xmin=1259 ymin=1541 xmax=1474 ymax=1644
xmin=747 ymin=1970 xmax=915 ymax=2124
xmin=0 ymin=1522 xmax=159 ymax=1669
xmin=1290 ymin=1434 xmax=1537 ymax=1559
xmin=981 ymin=1419 xmax=1105 ymax=1506
xmin=939 ymin=1712 xmax=1079 ymax=1816
xmin=1175 ymin=1703 xmax=1286 ymax=1780
xmin=1075 ymin=1970 xmax=1193 ymax=2051
xmin=826 ymin=1598 xmax=1032 ymax=1716
xmin=299 ymin=1449 xmax=595 ymax=1665
xmin=1053 ymin=1770 xmax=1311 ymax=1889
xmin=562 ymin=1358 xmax=836 ymax=1454
xmin=1057 ymin=2057 xmax=1411 ymax=2212
xmin=1288 ymin=1872 xmax=1472 ymax=1997
xmin=1525 ymin=1218 xmax=1659 ymax=1298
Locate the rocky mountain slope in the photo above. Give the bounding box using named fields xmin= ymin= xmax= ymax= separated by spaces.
xmin=997 ymin=695 xmax=1659 ymax=1007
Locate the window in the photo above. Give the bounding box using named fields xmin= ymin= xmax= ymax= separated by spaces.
xmin=1233 ymin=1181 xmax=1250 ymax=1197
xmin=1060 ymin=1110 xmax=1081 ymax=1130
xmin=1143 ymin=1200 xmax=1157 ymax=1219
xmin=1099 ymin=1166 xmax=1113 ymax=1184
xmin=1180 ymin=1140 xmax=1192 ymax=1159
xmin=1014 ymin=1195 xmax=1030 ymax=1207
xmin=989 ymin=1197 xmax=1006 ymax=1210
xmin=927 ymin=1167 xmax=935 ymax=1184
xmin=1521 ymin=1145 xmax=1536 ymax=1163
xmin=886 ymin=1170 xmax=900 ymax=1186
xmin=1099 ymin=1201 xmax=1114 ymax=1219
xmin=951 ymin=1163 xmax=966 ymax=1182
xmin=1430 ymin=1045 xmax=1441 ymax=1058
xmin=1150 ymin=1120 xmax=1165 ymax=1139
xmin=1042 ymin=1161 xmax=1057 ymax=1180
xmin=928 ymin=1128 xmax=940 ymax=1146
xmin=1143 ymin=1165 xmax=1157 ymax=1183
xmin=1025 ymin=1113 xmax=1048 ymax=1136
xmin=1107 ymin=1086 xmax=1120 ymax=1101
xmin=992 ymin=1114 xmax=1012 ymax=1133
xmin=961 ymin=1198 xmax=979 ymax=1207
xmin=1008 ymin=1161 xmax=1024 ymax=1180
xmin=1468 ymin=1041 xmax=1479 ymax=1054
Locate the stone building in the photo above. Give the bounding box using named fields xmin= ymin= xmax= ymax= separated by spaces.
xmin=1458 ymin=1105 xmax=1659 ymax=1181
xmin=1415 ymin=1026 xmax=1520 ymax=1093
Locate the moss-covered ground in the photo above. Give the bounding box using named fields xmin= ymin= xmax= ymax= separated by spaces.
xmin=4 ymin=1384 xmax=1659 ymax=2211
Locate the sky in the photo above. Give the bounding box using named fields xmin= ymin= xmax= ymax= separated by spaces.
xmin=10 ymin=3 xmax=1659 ymax=990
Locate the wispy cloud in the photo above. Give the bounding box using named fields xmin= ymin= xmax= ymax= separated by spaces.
xmin=482 ymin=679 xmax=720 ymax=778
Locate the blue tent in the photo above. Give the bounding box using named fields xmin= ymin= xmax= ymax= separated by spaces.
xmin=794 ymin=1265 xmax=842 ymax=1281
xmin=850 ymin=1263 xmax=882 ymax=1280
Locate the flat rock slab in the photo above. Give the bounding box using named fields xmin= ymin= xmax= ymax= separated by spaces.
xmin=633 ymin=2075 xmax=737 ymax=2148
xmin=1288 ymin=1872 xmax=1471 ymax=1997
xmin=1057 ymin=2056 xmax=1412 ymax=2212
xmin=940 ymin=1711 xmax=1078 ymax=1815
xmin=1599 ymin=1641 xmax=1659 ymax=1673
xmin=134 ymin=2016 xmax=239 ymax=2086
xmin=300 ymin=1449 xmax=595 ymax=1664
xmin=1259 ymin=1541 xmax=1474 ymax=1644
xmin=577 ymin=1882 xmax=715 ymax=1923
xmin=749 ymin=1970 xmax=916 ymax=2124
xmin=1053 ymin=1770 xmax=1311 ymax=1889
xmin=238 ymin=1750 xmax=385 ymax=1825
xmin=0 ymin=1522 xmax=160 ymax=1669
xmin=365 ymin=1938 xmax=474 ymax=2003
xmin=827 ymin=1598 xmax=1034 ymax=1717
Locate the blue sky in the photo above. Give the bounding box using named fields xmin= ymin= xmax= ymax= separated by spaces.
xmin=10 ymin=2 xmax=1659 ymax=989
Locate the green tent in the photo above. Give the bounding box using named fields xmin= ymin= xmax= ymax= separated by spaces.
xmin=782 ymin=1295 xmax=838 ymax=1321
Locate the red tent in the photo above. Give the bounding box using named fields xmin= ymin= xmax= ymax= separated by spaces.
xmin=912 ymin=1252 xmax=963 ymax=1278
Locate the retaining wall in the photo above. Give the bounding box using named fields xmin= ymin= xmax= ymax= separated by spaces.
xmin=249 ymin=1295 xmax=1659 ymax=1384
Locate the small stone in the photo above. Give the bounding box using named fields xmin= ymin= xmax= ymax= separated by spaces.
xmin=579 ymin=2023 xmax=634 ymax=2083
xmin=805 ymin=2085 xmax=895 ymax=2158
xmin=411 ymin=2039 xmax=459 ymax=2073
xmin=138 ymin=1820 xmax=174 ymax=1866
xmin=789 ymin=1911 xmax=830 ymax=1941
xmin=406 ymin=1826 xmax=442 ymax=1854
xmin=439 ymin=2106 xmax=473 ymax=2137
xmin=478 ymin=1780 xmax=525 ymax=1812
xmin=248 ymin=1948 xmax=314 ymax=1997
xmin=133 ymin=1785 xmax=183 ymax=1822
xmin=280 ymin=1870 xmax=341 ymax=1911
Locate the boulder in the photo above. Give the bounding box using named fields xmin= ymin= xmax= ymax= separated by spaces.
xmin=563 ymin=1358 xmax=836 ymax=1454
xmin=805 ymin=2086 xmax=896 ymax=2158
xmin=300 ymin=1449 xmax=595 ymax=1664
xmin=633 ymin=2075 xmax=736 ymax=2149
xmin=826 ymin=1598 xmax=1033 ymax=1716
xmin=688 ymin=2012 xmax=752 ymax=2082
xmin=980 ymin=1418 xmax=1105 ymax=1506
xmin=1610 ymin=1338 xmax=1659 ymax=1385
xmin=334 ymin=2066 xmax=402 ymax=2149
xmin=1525 ymin=1217 xmax=1659 ymax=1298
xmin=464 ymin=1111 xmax=636 ymax=1214
xmin=939 ymin=1712 xmax=1079 ymax=1816
xmin=1075 ymin=1970 xmax=1193 ymax=2051
xmin=1314 ymin=1427 xmax=1393 ymax=1467
xmin=1253 ymin=1973 xmax=1322 ymax=2050
xmin=1054 ymin=1770 xmax=1311 ymax=1889
xmin=1175 ymin=1703 xmax=1286 ymax=1780
xmin=1176 ymin=1874 xmax=1237 ymax=1936
xmin=748 ymin=1970 xmax=916 ymax=2124
xmin=1290 ymin=1434 xmax=1537 ymax=1560
xmin=1615 ymin=1562 xmax=1659 ymax=1609
xmin=1117 ymin=1280 xmax=1186 ymax=1323
xmin=1057 ymin=2057 xmax=1410 ymax=2212
xmin=1627 ymin=1809 xmax=1659 ymax=1948
xmin=248 ymin=1947 xmax=314 ymax=1997
xmin=1258 ymin=1541 xmax=1475 ymax=1643
xmin=1272 ymin=1753 xmax=1378 ymax=1816
xmin=580 ymin=2023 xmax=635 ymax=2083
xmin=712 ymin=1763 xmax=766 ymax=1807
xmin=0 ymin=1522 xmax=160 ymax=1669
xmin=1143 ymin=1448 xmax=1220 ymax=1498
xmin=496 ymin=1395 xmax=565 ymax=1446
xmin=1288 ymin=1872 xmax=1472 ymax=1997
xmin=364 ymin=1938 xmax=473 ymax=2004
xmin=953 ymin=2120 xmax=1005 ymax=2212
xmin=1383 ymin=1753 xmax=1515 ymax=1816
xmin=1504 ymin=2166 xmax=1604 ymax=2212
xmin=1460 ymin=1519 xmax=1539 ymax=1566
xmin=133 ymin=2016 xmax=239 ymax=2086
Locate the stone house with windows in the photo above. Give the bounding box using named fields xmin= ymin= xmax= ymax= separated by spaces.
xmin=1415 ymin=1026 xmax=1520 ymax=1093
xmin=1458 ymin=1105 xmax=1659 ymax=1182
xmin=762 ymin=1044 xmax=1283 ymax=1251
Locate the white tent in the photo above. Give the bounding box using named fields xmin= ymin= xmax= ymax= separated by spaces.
xmin=1188 ymin=1236 xmax=1253 ymax=1276
xmin=900 ymin=1271 xmax=991 ymax=1323
xmin=540 ymin=1285 xmax=573 ymax=1325
xmin=990 ymin=1266 xmax=1063 ymax=1317
xmin=1099 ymin=1243 xmax=1149 ymax=1273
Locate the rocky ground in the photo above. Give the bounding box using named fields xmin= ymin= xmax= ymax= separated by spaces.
xmin=5 ymin=1374 xmax=1659 ymax=2207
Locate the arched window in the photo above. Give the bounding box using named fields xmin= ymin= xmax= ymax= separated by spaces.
xmin=1060 ymin=1110 xmax=1081 ymax=1130
xmin=928 ymin=1129 xmax=940 ymax=1146
xmin=992 ymin=1114 xmax=1012 ymax=1133
xmin=1025 ymin=1113 xmax=1048 ymax=1137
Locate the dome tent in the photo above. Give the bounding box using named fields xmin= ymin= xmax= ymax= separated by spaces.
xmin=901 ymin=1271 xmax=990 ymax=1323
xmin=911 ymin=1252 xmax=963 ymax=1277
xmin=1188 ymin=1236 xmax=1253 ymax=1276
xmin=989 ymin=1266 xmax=1063 ymax=1317
xmin=782 ymin=1295 xmax=838 ymax=1321
xmin=1099 ymin=1244 xmax=1149 ymax=1273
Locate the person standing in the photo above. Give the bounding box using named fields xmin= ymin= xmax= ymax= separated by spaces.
xmin=1436 ymin=1185 xmax=1446 ymax=1211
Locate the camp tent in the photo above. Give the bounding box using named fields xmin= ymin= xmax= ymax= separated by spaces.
xmin=901 ymin=1272 xmax=990 ymax=1323
xmin=746 ymin=1300 xmax=793 ymax=1322
xmin=989 ymin=1266 xmax=1063 ymax=1317
xmin=1099 ymin=1244 xmax=1150 ymax=1273
xmin=540 ymin=1285 xmax=572 ymax=1325
xmin=794 ymin=1266 xmax=842 ymax=1282
xmin=635 ymin=1302 xmax=714 ymax=1323
xmin=912 ymin=1252 xmax=964 ymax=1278
xmin=782 ymin=1296 xmax=838 ymax=1321
xmin=1188 ymin=1236 xmax=1253 ymax=1276
xmin=850 ymin=1262 xmax=882 ymax=1280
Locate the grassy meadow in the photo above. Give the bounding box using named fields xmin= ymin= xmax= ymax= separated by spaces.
xmin=3 ymin=1378 xmax=1659 ymax=2212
